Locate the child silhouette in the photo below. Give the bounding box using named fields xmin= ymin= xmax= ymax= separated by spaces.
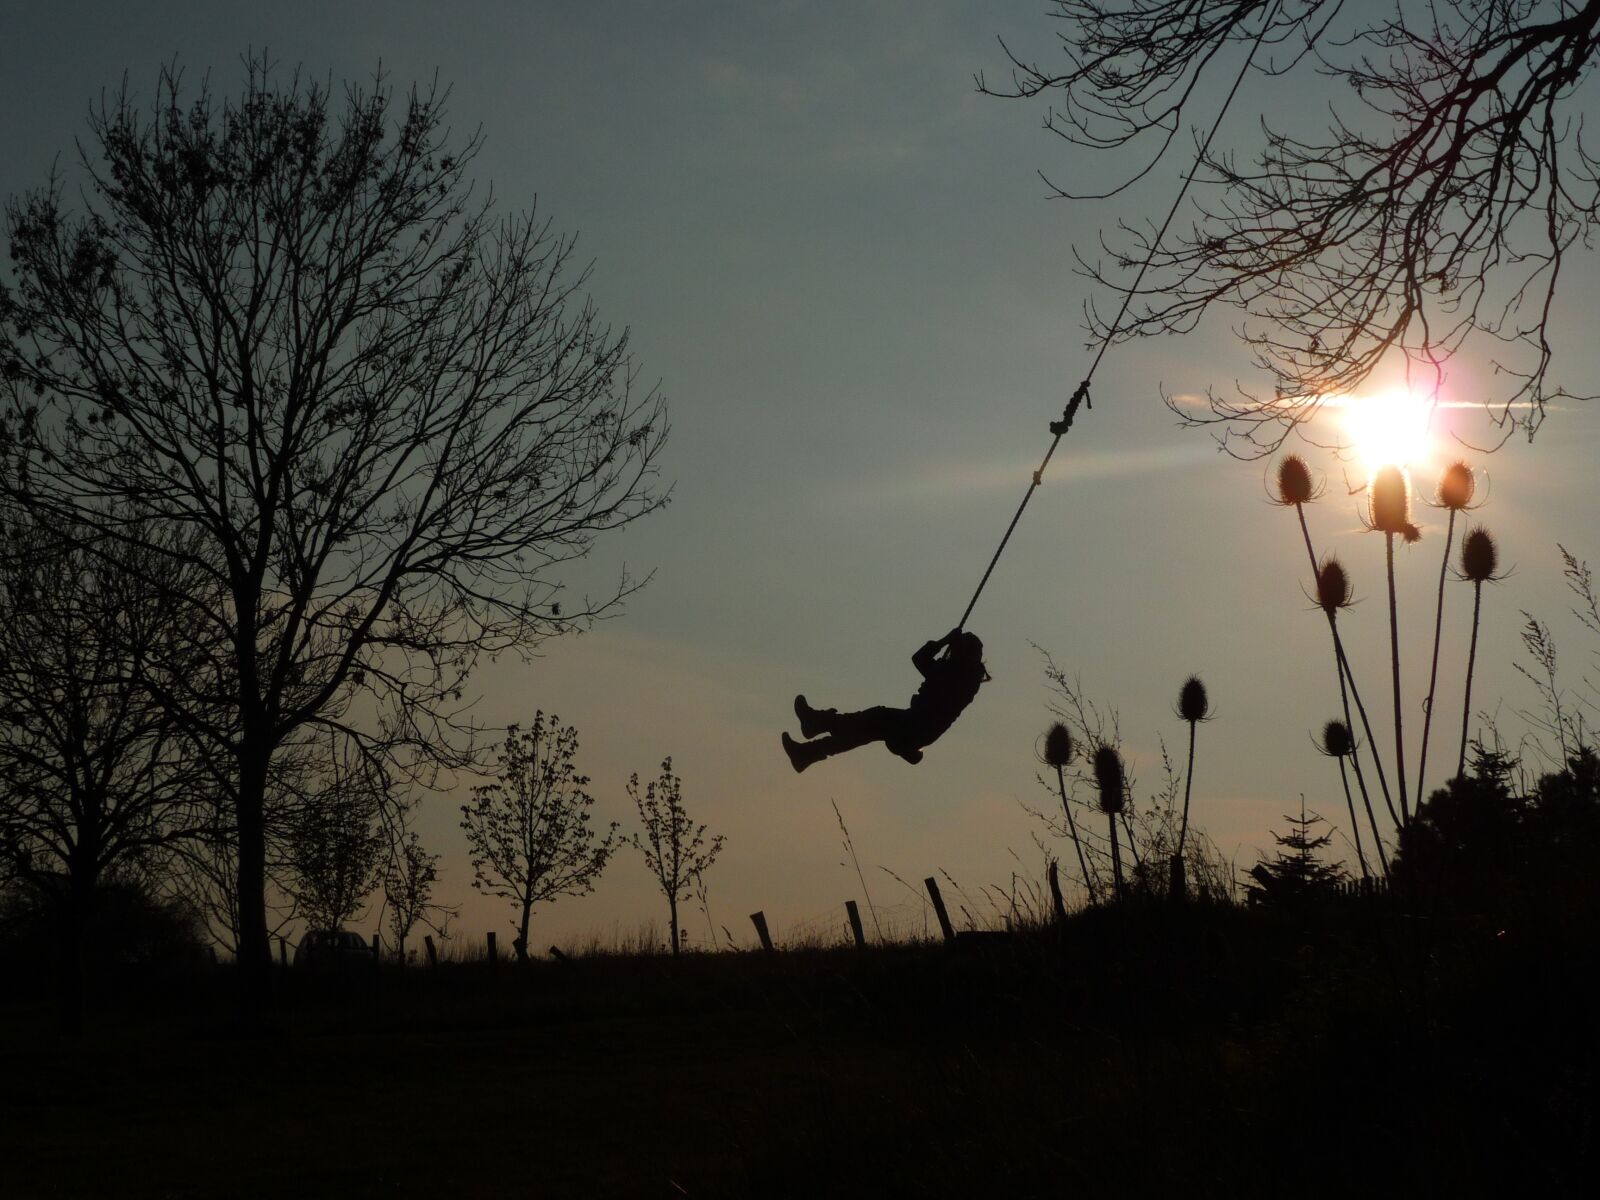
xmin=782 ymin=630 xmax=988 ymax=771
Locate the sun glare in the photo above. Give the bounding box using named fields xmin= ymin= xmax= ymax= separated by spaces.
xmin=1339 ymin=389 xmax=1436 ymax=472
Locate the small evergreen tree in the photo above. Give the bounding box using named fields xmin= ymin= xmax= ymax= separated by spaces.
xmin=1246 ymin=797 xmax=1347 ymax=906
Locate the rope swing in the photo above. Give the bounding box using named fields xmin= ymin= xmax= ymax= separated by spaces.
xmin=955 ymin=0 xmax=1283 ymax=633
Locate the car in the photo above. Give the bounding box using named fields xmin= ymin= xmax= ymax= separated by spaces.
xmin=293 ymin=928 xmax=376 ymax=969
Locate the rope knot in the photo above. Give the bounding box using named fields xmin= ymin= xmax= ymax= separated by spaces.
xmin=1048 ymin=381 xmax=1092 ymax=436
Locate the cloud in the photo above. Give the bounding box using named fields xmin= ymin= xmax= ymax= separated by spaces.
xmin=817 ymin=444 xmax=1213 ymax=510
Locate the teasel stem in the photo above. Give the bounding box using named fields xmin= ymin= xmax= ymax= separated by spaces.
xmin=1054 ymin=763 xmax=1097 ymax=906
xmin=1456 ymin=527 xmax=1500 ymax=780
xmin=1120 ymin=811 xmax=1142 ymax=872
xmin=1415 ymin=506 xmax=1458 ymax=808
xmin=1179 ymin=718 xmax=1197 ymax=859
xmin=1295 ymin=503 xmax=1398 ymax=832
xmin=1174 ymin=675 xmax=1209 ymax=866
xmin=1458 ymin=578 xmax=1484 ymax=780
xmin=1320 ymin=720 xmax=1379 ymax=882
xmin=1108 ymin=813 xmax=1125 ymax=902
xmin=1093 ymin=745 xmax=1127 ymax=902
xmin=1385 ymin=531 xmax=1411 ymax=828
xmin=1331 ymin=648 xmax=1390 ymax=878
xmin=1336 ymin=755 xmax=1370 ymax=882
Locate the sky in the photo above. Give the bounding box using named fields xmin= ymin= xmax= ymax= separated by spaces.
xmin=4 ymin=1 xmax=1599 ymax=952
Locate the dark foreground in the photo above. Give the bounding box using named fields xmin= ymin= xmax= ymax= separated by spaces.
xmin=2 ymin=901 xmax=1593 ymax=1199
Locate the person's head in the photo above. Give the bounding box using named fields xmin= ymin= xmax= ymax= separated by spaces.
xmin=950 ymin=631 xmax=990 ymax=681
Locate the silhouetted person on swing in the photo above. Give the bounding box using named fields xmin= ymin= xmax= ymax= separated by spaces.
xmin=782 ymin=629 xmax=989 ymax=771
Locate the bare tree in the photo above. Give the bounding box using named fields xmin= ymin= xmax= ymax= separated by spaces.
xmin=0 ymin=59 xmax=668 ymax=1008
xmin=460 ymin=713 xmax=619 ymax=963
xmin=628 ymin=757 xmax=723 ymax=956
xmin=0 ymin=509 xmax=207 ymax=1026
xmin=982 ymin=0 xmax=1600 ymax=452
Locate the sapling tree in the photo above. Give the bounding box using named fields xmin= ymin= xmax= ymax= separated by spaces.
xmin=628 ymin=757 xmax=723 ymax=955
xmin=383 ymin=829 xmax=452 ymax=964
xmin=461 ymin=714 xmax=619 ymax=963
xmin=283 ymin=736 xmax=388 ymax=934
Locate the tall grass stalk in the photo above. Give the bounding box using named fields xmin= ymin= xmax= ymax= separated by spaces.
xmin=832 ymin=798 xmax=882 ymax=942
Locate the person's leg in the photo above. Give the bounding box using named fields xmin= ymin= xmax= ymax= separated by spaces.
xmin=783 ymin=707 xmax=902 ymax=772
xmin=819 ymin=706 xmax=898 ymax=752
xmin=882 ymin=712 xmax=927 ymax=764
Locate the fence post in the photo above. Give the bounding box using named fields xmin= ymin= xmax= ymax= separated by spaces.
xmin=486 ymin=931 xmax=497 ymax=965
xmin=845 ymin=899 xmax=867 ymax=949
xmin=1047 ymin=860 xmax=1067 ymax=924
xmin=924 ymin=877 xmax=956 ymax=944
xmin=371 ymin=932 xmax=381 ymax=960
xmin=208 ymin=945 xmax=218 ymax=966
xmin=423 ymin=934 xmax=438 ymax=969
xmin=277 ymin=936 xmax=288 ymax=968
xmin=750 ymin=911 xmax=775 ymax=952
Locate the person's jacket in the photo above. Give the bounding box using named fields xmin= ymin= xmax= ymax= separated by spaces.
xmin=901 ymin=639 xmax=983 ymax=746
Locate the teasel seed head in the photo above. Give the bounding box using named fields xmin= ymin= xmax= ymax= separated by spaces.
xmin=1315 ymin=554 xmax=1355 ymax=615
xmin=1176 ymin=675 xmax=1210 ymax=724
xmin=1369 ymin=465 xmax=1421 ymax=542
xmin=1042 ymin=722 xmax=1074 ymax=768
xmin=1093 ymin=743 xmax=1126 ymax=816
xmin=1461 ymin=526 xmax=1500 ymax=583
xmin=1275 ymin=454 xmax=1315 ymax=506
xmin=1436 ymin=460 xmax=1475 ymax=511
xmin=1319 ymin=718 xmax=1355 ymax=758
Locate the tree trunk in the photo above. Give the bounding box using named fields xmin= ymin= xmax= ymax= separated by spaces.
xmin=234 ymin=749 xmax=273 ymax=1019
xmin=517 ymin=900 xmax=532 ymax=963
xmin=668 ymin=895 xmax=680 ymax=956
xmin=53 ymin=883 xmax=90 ymax=1035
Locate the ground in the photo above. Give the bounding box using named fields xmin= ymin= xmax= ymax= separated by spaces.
xmin=1 ymin=903 xmax=1591 ymax=1198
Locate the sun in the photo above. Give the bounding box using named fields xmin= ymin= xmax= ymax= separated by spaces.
xmin=1338 ymin=389 xmax=1436 ymax=473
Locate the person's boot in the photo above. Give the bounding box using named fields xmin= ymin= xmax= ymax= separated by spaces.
xmin=782 ymin=732 xmax=823 ymax=773
xmin=793 ymin=695 xmax=825 ymax=739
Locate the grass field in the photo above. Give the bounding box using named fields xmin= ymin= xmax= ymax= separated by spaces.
xmin=2 ymin=900 xmax=1592 ymax=1198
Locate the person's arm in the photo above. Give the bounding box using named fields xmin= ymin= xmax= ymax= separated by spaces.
xmin=911 ymin=630 xmax=959 ymax=677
